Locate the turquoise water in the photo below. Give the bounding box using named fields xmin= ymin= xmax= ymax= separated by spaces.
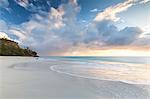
xmin=41 ymin=56 xmax=150 ymax=64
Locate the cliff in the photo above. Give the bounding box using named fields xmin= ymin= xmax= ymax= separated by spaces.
xmin=0 ymin=38 xmax=38 ymax=57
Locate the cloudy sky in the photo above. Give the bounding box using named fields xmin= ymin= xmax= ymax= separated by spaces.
xmin=0 ymin=0 xmax=150 ymax=56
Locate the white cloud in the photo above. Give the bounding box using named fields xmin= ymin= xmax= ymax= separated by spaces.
xmin=15 ymin=0 xmax=29 ymax=8
xmin=10 ymin=29 xmax=26 ymax=40
xmin=0 ymin=32 xmax=10 ymax=39
xmin=94 ymin=0 xmax=134 ymax=22
xmin=93 ymin=0 xmax=150 ymax=21
xmin=90 ymin=8 xmax=99 ymax=12
xmin=10 ymin=0 xmax=82 ymax=55
xmin=84 ymin=19 xmax=143 ymax=46
xmin=139 ymin=0 xmax=150 ymax=4
xmin=82 ymin=0 xmax=144 ymax=47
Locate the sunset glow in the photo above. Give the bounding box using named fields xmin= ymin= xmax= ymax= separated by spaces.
xmin=63 ymin=49 xmax=150 ymax=56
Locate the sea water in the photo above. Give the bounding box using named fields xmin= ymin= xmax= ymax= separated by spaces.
xmin=10 ymin=56 xmax=150 ymax=85
xmin=40 ymin=56 xmax=150 ymax=85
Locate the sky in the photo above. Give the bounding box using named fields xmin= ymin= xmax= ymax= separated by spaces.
xmin=0 ymin=0 xmax=150 ymax=56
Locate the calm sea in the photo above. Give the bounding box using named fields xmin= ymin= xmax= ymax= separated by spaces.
xmin=39 ymin=56 xmax=150 ymax=85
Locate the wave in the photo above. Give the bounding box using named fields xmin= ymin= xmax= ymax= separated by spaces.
xmin=49 ymin=61 xmax=150 ymax=85
xmin=11 ymin=57 xmax=150 ymax=85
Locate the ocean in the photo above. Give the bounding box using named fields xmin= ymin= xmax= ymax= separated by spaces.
xmin=40 ymin=56 xmax=150 ymax=85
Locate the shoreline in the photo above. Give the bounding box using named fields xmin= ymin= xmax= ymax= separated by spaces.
xmin=1 ymin=56 xmax=150 ymax=99
xmin=50 ymin=65 xmax=150 ymax=86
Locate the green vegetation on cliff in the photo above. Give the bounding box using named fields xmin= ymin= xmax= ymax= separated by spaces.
xmin=0 ymin=38 xmax=38 ymax=57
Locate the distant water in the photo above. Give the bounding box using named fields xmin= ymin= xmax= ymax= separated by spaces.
xmin=41 ymin=56 xmax=150 ymax=64
xmin=40 ymin=56 xmax=150 ymax=85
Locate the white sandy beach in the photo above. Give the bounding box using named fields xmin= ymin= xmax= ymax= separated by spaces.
xmin=0 ymin=56 xmax=150 ymax=99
